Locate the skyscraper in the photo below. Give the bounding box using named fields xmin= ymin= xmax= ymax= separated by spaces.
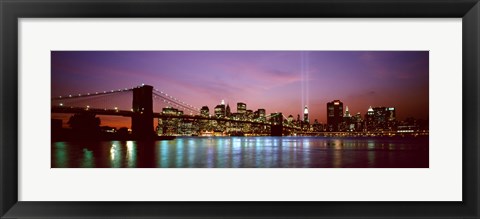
xmin=344 ymin=106 xmax=351 ymax=117
xmin=237 ymin=102 xmax=246 ymax=114
xmin=367 ymin=106 xmax=374 ymax=116
xmin=226 ymin=104 xmax=231 ymax=117
xmin=303 ymin=105 xmax=309 ymax=124
xmin=257 ymin=108 xmax=266 ymax=117
xmin=354 ymin=112 xmax=363 ymax=131
xmin=343 ymin=106 xmax=353 ymax=131
xmin=200 ymin=106 xmax=209 ymax=117
xmin=255 ymin=108 xmax=266 ymax=122
xmin=214 ymin=100 xmax=226 ymax=118
xmin=387 ymin=107 xmax=396 ymax=121
xmin=327 ymin=100 xmax=343 ymax=131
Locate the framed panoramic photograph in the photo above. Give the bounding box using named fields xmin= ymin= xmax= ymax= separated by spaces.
xmin=1 ymin=0 xmax=479 ymax=218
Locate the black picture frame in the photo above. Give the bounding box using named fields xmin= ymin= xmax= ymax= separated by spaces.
xmin=1 ymin=0 xmax=479 ymax=218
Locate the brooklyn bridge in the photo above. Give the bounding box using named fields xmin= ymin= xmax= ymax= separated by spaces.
xmin=52 ymin=84 xmax=300 ymax=138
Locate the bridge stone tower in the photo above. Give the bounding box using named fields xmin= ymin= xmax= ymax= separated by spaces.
xmin=270 ymin=112 xmax=283 ymax=136
xmin=132 ymin=85 xmax=154 ymax=139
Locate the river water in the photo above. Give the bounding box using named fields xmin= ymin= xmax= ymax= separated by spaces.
xmin=51 ymin=136 xmax=428 ymax=168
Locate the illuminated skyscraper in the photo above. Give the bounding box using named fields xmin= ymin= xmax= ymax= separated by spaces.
xmin=344 ymin=106 xmax=351 ymax=117
xmin=200 ymin=106 xmax=209 ymax=117
xmin=387 ymin=107 xmax=396 ymax=121
xmin=214 ymin=100 xmax=226 ymax=118
xmin=254 ymin=108 xmax=266 ymax=122
xmin=257 ymin=109 xmax=265 ymax=117
xmin=237 ymin=102 xmax=246 ymax=114
xmin=367 ymin=106 xmax=374 ymax=116
xmin=354 ymin=112 xmax=363 ymax=131
xmin=365 ymin=106 xmax=375 ymax=131
xmin=303 ymin=105 xmax=309 ymax=124
xmin=342 ymin=106 xmax=353 ymax=131
xmin=327 ymin=100 xmax=343 ymax=131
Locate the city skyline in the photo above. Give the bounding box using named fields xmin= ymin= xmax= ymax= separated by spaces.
xmin=52 ymin=51 xmax=429 ymax=128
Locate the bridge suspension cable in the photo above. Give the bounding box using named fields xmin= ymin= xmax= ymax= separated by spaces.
xmin=152 ymin=89 xmax=199 ymax=110
xmin=152 ymin=91 xmax=199 ymax=114
xmin=52 ymin=87 xmax=134 ymax=101
xmin=52 ymin=91 xmax=132 ymax=112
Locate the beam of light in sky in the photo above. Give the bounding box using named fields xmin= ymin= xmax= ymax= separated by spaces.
xmin=300 ymin=51 xmax=305 ymax=118
xmin=300 ymin=51 xmax=310 ymax=118
xmin=306 ymin=51 xmax=310 ymax=114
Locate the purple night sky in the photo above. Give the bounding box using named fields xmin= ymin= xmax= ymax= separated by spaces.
xmin=52 ymin=51 xmax=429 ymax=128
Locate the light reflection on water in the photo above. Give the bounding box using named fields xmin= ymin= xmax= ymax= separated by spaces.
xmin=51 ymin=136 xmax=428 ymax=168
